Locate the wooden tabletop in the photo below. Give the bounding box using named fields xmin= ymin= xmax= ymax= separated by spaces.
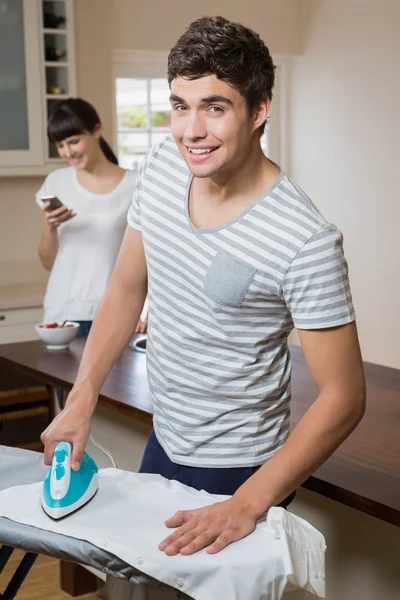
xmin=0 ymin=338 xmax=399 ymax=527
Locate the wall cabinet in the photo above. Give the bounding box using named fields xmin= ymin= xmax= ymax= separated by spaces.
xmin=0 ymin=0 xmax=76 ymax=176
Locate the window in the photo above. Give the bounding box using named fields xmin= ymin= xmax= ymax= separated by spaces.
xmin=115 ymin=77 xmax=171 ymax=170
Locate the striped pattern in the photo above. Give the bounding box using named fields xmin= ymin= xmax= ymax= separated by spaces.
xmin=128 ymin=138 xmax=355 ymax=468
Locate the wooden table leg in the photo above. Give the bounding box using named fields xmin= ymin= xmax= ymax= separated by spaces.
xmin=59 ymin=561 xmax=98 ymax=596
xmin=46 ymin=384 xmax=57 ymax=423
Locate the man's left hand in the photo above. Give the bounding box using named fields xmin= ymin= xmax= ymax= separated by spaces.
xmin=158 ymin=497 xmax=258 ymax=556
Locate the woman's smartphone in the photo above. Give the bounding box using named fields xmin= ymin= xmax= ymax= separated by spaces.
xmin=40 ymin=195 xmax=64 ymax=211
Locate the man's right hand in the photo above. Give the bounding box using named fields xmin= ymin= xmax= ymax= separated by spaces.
xmin=41 ymin=397 xmax=92 ymax=471
xmin=40 ymin=227 xmax=149 ymax=469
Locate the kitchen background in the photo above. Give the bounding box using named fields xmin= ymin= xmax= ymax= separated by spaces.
xmin=0 ymin=1 xmax=399 ymax=599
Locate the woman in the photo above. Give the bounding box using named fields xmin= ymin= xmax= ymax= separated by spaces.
xmin=36 ymin=98 xmax=147 ymax=335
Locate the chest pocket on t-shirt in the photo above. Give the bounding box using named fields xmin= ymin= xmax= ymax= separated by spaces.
xmin=203 ymin=250 xmax=256 ymax=308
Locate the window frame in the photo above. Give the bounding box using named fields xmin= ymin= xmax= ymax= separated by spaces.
xmin=115 ymin=76 xmax=172 ymax=168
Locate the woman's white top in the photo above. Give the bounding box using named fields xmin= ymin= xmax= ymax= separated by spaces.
xmin=36 ymin=167 xmax=135 ymax=323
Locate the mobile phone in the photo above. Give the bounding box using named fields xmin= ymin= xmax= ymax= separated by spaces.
xmin=40 ymin=195 xmax=64 ymax=211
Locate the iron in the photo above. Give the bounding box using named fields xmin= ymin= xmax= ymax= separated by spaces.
xmin=41 ymin=441 xmax=99 ymax=519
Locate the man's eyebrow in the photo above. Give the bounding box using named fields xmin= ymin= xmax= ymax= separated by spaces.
xmin=202 ymin=95 xmax=233 ymax=106
xmin=169 ymin=94 xmax=233 ymax=106
xmin=169 ymin=94 xmax=185 ymax=103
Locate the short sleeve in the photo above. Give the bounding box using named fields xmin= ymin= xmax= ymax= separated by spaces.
xmin=127 ymin=153 xmax=149 ymax=232
xmin=35 ymin=175 xmax=51 ymax=209
xmin=282 ymin=224 xmax=355 ymax=329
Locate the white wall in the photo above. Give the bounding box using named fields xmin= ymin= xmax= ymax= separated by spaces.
xmin=74 ymin=0 xmax=114 ymax=141
xmin=112 ymin=0 xmax=302 ymax=54
xmin=90 ymin=405 xmax=152 ymax=471
xmin=291 ymin=488 xmax=400 ymax=600
xmin=289 ymin=3 xmax=400 ymax=596
xmin=0 ymin=177 xmax=47 ymax=285
xmin=289 ymin=0 xmax=400 ymax=368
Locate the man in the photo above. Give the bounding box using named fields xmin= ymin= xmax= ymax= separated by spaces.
xmin=41 ymin=16 xmax=365 ymax=557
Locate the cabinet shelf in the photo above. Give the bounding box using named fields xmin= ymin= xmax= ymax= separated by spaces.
xmin=43 ymin=0 xmax=76 ymax=163
xmin=43 ymin=28 xmax=67 ymax=34
xmin=45 ymin=61 xmax=69 ymax=67
xmin=46 ymin=94 xmax=69 ymax=99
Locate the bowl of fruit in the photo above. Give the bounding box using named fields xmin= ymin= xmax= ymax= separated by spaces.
xmin=35 ymin=321 xmax=80 ymax=350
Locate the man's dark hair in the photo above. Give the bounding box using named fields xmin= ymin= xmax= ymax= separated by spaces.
xmin=168 ymin=16 xmax=276 ymax=135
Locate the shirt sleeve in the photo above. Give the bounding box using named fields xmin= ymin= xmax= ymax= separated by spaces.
xmin=127 ymin=153 xmax=149 ymax=232
xmin=281 ymin=223 xmax=355 ymax=329
xmin=35 ymin=175 xmax=52 ymax=209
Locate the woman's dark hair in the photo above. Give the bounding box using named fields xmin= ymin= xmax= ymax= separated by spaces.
xmin=47 ymin=98 xmax=118 ymax=164
xmin=168 ymin=16 xmax=275 ymax=135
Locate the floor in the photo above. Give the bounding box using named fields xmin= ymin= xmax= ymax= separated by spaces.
xmin=0 ymin=549 xmax=101 ymax=600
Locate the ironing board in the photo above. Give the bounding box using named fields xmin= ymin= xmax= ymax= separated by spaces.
xmin=0 ymin=445 xmax=186 ymax=599
xmin=0 ymin=445 xmax=324 ymax=600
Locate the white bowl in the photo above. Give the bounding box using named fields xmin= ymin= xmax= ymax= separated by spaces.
xmin=35 ymin=321 xmax=80 ymax=350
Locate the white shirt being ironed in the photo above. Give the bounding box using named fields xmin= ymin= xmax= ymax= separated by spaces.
xmin=0 ymin=468 xmax=326 ymax=599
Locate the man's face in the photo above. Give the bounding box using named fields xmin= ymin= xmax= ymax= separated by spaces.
xmin=170 ymin=75 xmax=258 ymax=179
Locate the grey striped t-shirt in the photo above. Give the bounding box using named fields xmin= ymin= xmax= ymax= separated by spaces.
xmin=127 ymin=137 xmax=355 ymax=468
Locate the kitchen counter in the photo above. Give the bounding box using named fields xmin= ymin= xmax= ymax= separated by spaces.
xmin=0 ymin=337 xmax=399 ymax=527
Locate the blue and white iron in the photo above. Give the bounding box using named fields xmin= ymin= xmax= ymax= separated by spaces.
xmin=41 ymin=441 xmax=99 ymax=519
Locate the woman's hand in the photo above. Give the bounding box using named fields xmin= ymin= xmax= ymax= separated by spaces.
xmin=43 ymin=201 xmax=75 ymax=228
xmin=135 ymin=318 xmax=148 ymax=334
